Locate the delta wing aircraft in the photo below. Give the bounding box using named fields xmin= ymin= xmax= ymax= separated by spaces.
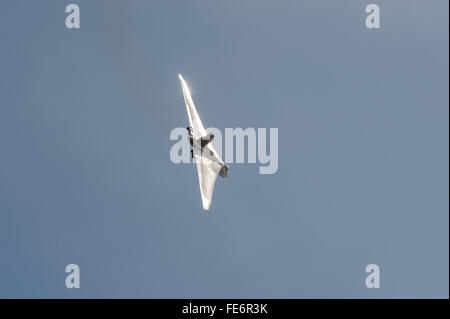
xmin=178 ymin=74 xmax=229 ymax=211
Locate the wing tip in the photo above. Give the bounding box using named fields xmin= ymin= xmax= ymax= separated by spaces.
xmin=201 ymin=196 xmax=211 ymax=211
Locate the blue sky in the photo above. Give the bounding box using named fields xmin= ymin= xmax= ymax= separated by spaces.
xmin=0 ymin=0 xmax=448 ymax=298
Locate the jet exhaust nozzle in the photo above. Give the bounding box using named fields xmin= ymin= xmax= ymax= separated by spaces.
xmin=219 ymin=164 xmax=229 ymax=178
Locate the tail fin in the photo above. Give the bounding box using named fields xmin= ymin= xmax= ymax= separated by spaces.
xmin=200 ymin=132 xmax=215 ymax=148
